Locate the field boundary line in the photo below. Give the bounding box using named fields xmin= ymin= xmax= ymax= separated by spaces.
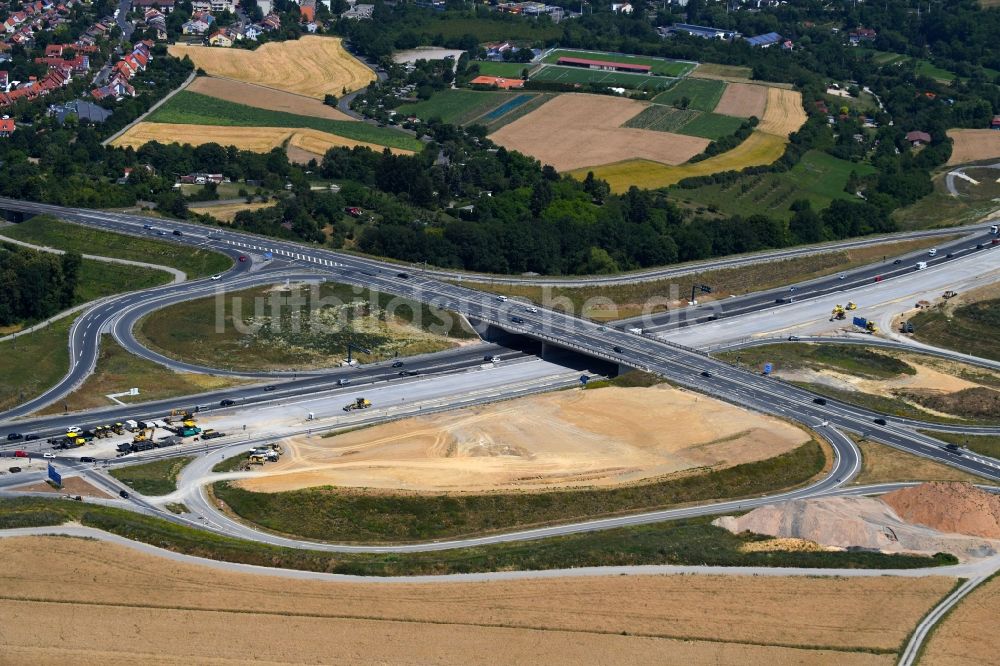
xmin=102 ymin=70 xmax=196 ymax=147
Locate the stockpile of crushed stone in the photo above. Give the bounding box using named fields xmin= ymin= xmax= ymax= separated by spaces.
xmin=713 ymin=495 xmax=1000 ymax=560
xmin=882 ymin=482 xmax=1000 ymax=540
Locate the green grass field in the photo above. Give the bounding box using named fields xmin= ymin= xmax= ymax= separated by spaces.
xmin=623 ymin=105 xmax=743 ymax=140
xmin=418 ymin=14 xmax=562 ymax=41
xmin=717 ymin=343 xmax=916 ymax=380
xmin=909 ymin=297 xmax=1000 ymax=362
xmin=0 ymin=315 xmax=74 ymax=411
xmin=474 ymin=61 xmax=532 ymax=78
xmin=530 ymin=64 xmax=676 ymax=91
xmin=0 ymin=497 xmax=952 ymax=575
xmin=652 ymin=78 xmax=728 ymax=112
xmin=669 ymin=150 xmax=877 ymax=219
xmin=0 ymin=215 xmax=231 ymax=278
xmin=109 ymin=457 xmax=195 ymax=496
xmin=396 ymin=89 xmax=511 ymax=125
xmin=148 ymin=91 xmax=424 ymax=152
xmin=542 ymin=49 xmax=695 ymax=77
xmin=74 ymin=260 xmax=170 ymax=303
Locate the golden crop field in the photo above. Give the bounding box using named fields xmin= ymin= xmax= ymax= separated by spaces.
xmin=757 ymin=87 xmax=808 ymax=137
xmin=947 ymin=128 xmax=1000 ymax=165
xmin=112 ymin=123 xmax=411 ymax=159
xmin=573 ymin=131 xmax=788 ymax=191
xmin=188 ymin=202 xmax=275 ymax=222
xmin=168 ymin=36 xmax=374 ymax=99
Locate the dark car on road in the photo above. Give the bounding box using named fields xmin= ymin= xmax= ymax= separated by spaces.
xmin=239 ymin=255 xmax=248 ymax=262
xmin=391 ymin=361 xmax=404 ymax=368
xmin=893 ymin=259 xmax=902 ymax=265
xmin=700 ymin=370 xmax=712 ymax=378
xmin=219 ymin=399 xmax=236 ymax=407
xmin=612 ymin=346 xmax=623 ymax=353
xmin=6 ymin=433 xmax=22 ymax=441
xmin=119 ymin=490 xmax=130 ymax=499
xmin=24 ymin=434 xmax=38 ymax=441
xmin=397 ymin=272 xmax=409 ymax=279
xmin=813 ymin=398 xmax=827 ymax=405
xmin=172 ymin=229 xmax=183 ymax=236
xmin=263 ymin=385 xmax=276 ymax=392
xmin=873 ymin=418 xmax=887 ymax=425
xmin=80 ymin=457 xmax=96 ymax=463
xmin=8 ymin=466 xmax=21 ymax=473
xmin=510 ymin=316 xmax=525 ymax=324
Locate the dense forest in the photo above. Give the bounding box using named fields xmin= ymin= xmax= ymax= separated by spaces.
xmin=0 ymin=244 xmax=82 ymax=325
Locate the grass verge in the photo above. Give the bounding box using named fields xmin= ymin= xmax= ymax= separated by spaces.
xmin=718 ymin=343 xmax=914 ymax=380
xmin=38 ymin=335 xmax=246 ymax=414
xmin=109 ymin=457 xmax=195 ymax=496
xmin=850 ymin=436 xmax=990 ymax=485
xmin=790 ymin=382 xmax=991 ymax=425
xmin=75 ymin=259 xmax=171 ymax=302
xmin=917 ymin=431 xmax=1000 ymax=460
xmin=0 ymin=215 xmax=231 ymax=278
xmin=909 ymin=297 xmax=1000 ymax=362
xmin=0 ymin=497 xmax=954 ymax=575
xmin=213 ymin=440 xmax=826 ymax=543
xmin=459 ymin=236 xmax=951 ymax=321
xmin=0 ymin=315 xmax=75 ymax=412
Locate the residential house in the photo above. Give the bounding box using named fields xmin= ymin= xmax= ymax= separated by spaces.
xmin=182 ymin=12 xmax=214 ymax=34
xmin=991 ymin=115 xmax=1000 ymax=130
xmin=905 ymin=130 xmax=931 ymax=146
xmin=144 ymin=9 xmax=168 ymax=40
xmin=179 ymin=172 xmax=225 ymax=184
xmin=0 ymin=116 xmax=13 ymax=137
xmin=242 ymin=23 xmax=262 ymax=40
xmin=299 ymin=0 xmax=316 ymax=21
xmin=610 ymin=2 xmax=632 ymax=13
xmin=48 ymin=99 xmax=112 ymax=124
xmin=848 ymin=28 xmax=877 ymax=45
xmin=341 ymin=3 xmax=372 ymax=19
xmin=0 ymin=67 xmax=71 ymax=107
xmin=260 ymin=13 xmax=281 ymax=30
xmin=483 ymin=41 xmax=511 ymax=60
xmin=34 ymin=53 xmax=90 ymax=74
xmin=208 ymin=29 xmax=233 ymax=47
xmin=133 ymin=0 xmax=175 ymax=12
xmin=91 ymin=41 xmax=150 ymax=101
xmin=192 ymin=0 xmax=235 ymax=12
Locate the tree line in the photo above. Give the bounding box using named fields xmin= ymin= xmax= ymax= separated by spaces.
xmin=0 ymin=244 xmax=82 ymax=325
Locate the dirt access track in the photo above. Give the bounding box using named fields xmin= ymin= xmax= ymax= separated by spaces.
xmin=946 ymin=128 xmax=1000 ymax=165
xmin=0 ymin=535 xmax=955 ymax=664
xmin=237 ymin=384 xmax=809 ymax=493
xmin=168 ymin=36 xmax=375 ymax=99
xmin=489 ymin=93 xmax=709 ymax=171
xmin=922 ymin=569 xmax=1000 ymax=665
xmin=112 ymin=123 xmax=412 ymax=162
xmin=187 ymin=76 xmax=354 ymax=121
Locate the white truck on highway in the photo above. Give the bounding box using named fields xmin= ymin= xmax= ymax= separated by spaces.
xmin=915 ymin=261 xmax=928 ymax=270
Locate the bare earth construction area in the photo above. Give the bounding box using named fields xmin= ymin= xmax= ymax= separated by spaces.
xmin=489 ymin=94 xmax=710 ymax=172
xmin=168 ymin=36 xmax=375 ymax=99
xmin=0 ymin=535 xmax=955 ymax=664
xmin=237 ymin=384 xmax=810 ymax=493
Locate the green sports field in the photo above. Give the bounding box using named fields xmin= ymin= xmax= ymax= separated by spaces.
xmin=541 ymin=49 xmax=695 ymax=77
xmin=530 ymin=64 xmax=676 ymax=91
xmin=475 ymin=61 xmax=533 ymax=78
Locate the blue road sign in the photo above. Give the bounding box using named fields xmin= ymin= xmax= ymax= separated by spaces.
xmin=580 ymin=375 xmax=590 ymax=385
xmin=763 ymin=363 xmax=773 ymax=375
xmin=47 ymin=463 xmax=61 ymax=487
xmin=852 ymin=316 xmax=868 ymax=328
xmin=264 ymin=252 xmax=273 ymax=261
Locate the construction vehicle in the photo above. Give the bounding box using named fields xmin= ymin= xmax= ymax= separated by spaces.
xmin=343 ymin=397 xmax=372 ymax=412
xmin=830 ymin=304 xmax=846 ymax=321
xmin=846 ymin=301 xmax=858 ymax=310
xmin=124 ymin=419 xmax=139 ymax=432
xmin=176 ymin=421 xmax=202 ymax=437
xmin=248 ymin=453 xmax=268 ymax=465
xmin=865 ymin=321 xmax=879 ymax=334
xmin=110 ymin=423 xmax=125 ymax=435
xmin=943 ymin=290 xmax=958 ymax=299
xmin=132 ymin=427 xmax=155 ymax=445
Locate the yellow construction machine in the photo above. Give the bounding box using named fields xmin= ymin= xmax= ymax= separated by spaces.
xmin=865 ymin=321 xmax=879 ymax=334
xmin=830 ymin=304 xmax=846 ymax=321
xmin=343 ymin=397 xmax=372 ymax=412
xmin=846 ymin=301 xmax=858 ymax=310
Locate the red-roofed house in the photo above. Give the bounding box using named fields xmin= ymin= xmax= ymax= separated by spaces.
xmin=0 ymin=117 xmax=14 ymax=137
xmin=905 ymin=130 xmax=932 ymax=146
xmin=991 ymin=116 xmax=1000 ymax=130
xmin=208 ymin=30 xmax=233 ymax=47
xmin=45 ymin=44 xmax=64 ymax=57
xmin=469 ymin=75 xmax=525 ymax=89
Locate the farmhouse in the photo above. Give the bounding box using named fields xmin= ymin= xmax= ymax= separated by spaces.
xmin=557 ymin=56 xmax=651 ymax=74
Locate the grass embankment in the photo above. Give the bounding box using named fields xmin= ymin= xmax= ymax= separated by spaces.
xmin=0 ymin=315 xmax=75 ymax=412
xmin=109 ymin=457 xmax=194 ymax=496
xmin=918 ymin=431 xmax=1000 ymax=460
xmin=136 ymin=281 xmax=476 ymax=372
xmin=909 ymin=297 xmax=1000 ymax=362
xmin=851 ymin=437 xmax=990 ymax=485
xmin=74 ymin=260 xmax=170 ymax=302
xmin=791 ymin=382 xmax=980 ymax=425
xmin=213 ymin=440 xmax=826 ymax=543
xmin=0 ymin=215 xmax=231 ymax=278
xmin=582 ymin=369 xmax=665 ymax=390
xmin=718 ymin=343 xmax=916 ymax=379
xmin=149 ymin=91 xmax=424 ymax=152
xmin=39 ymin=335 xmax=245 ymax=413
xmin=0 ymin=497 xmax=954 ymax=575
xmin=460 ymin=236 xmax=949 ymax=321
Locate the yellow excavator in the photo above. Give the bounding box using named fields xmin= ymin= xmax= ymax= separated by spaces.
xmin=830 ymin=304 xmax=846 ymax=321
xmin=846 ymin=301 xmax=858 ymax=310
xmin=343 ymin=397 xmax=372 ymax=412
xmin=132 ymin=427 xmax=155 ymax=444
xmin=865 ymin=321 xmax=879 ymax=334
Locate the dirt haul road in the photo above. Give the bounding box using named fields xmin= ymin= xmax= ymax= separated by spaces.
xmin=0 ymin=536 xmax=957 ymax=664
xmin=237 ymin=384 xmax=810 ymax=493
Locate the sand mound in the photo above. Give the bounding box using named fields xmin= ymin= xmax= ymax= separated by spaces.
xmin=713 ymin=496 xmax=1000 ymax=559
xmin=882 ymin=482 xmax=1000 ymax=540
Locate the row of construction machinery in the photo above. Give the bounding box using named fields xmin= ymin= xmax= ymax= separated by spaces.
xmin=829 ymin=301 xmax=878 ymax=333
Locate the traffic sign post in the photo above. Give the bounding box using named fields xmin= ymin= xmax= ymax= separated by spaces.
xmin=47 ymin=463 xmax=61 ymax=488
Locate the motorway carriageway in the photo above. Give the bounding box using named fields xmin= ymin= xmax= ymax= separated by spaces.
xmin=1 ymin=199 xmax=1000 ymax=481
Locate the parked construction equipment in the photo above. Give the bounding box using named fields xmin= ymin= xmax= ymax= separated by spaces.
xmin=830 ymin=304 xmax=846 ymax=321
xmin=865 ymin=321 xmax=879 ymax=334
xmin=846 ymin=301 xmax=857 ymax=310
xmin=943 ymin=290 xmax=958 ymax=299
xmin=343 ymin=397 xmax=372 ymax=412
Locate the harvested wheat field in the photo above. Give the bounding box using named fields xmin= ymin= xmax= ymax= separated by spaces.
xmin=188 ymin=201 xmax=275 ymax=223
xmin=922 ymin=570 xmax=1000 ymax=665
xmin=187 ymin=76 xmax=353 ymax=120
xmin=576 ymin=130 xmax=788 ymax=191
xmin=757 ymin=87 xmax=807 ymax=137
xmin=0 ymin=535 xmax=955 ymax=663
xmin=947 ymin=128 xmax=1000 ymax=165
xmin=112 ymin=123 xmax=411 ymax=157
xmin=489 ymin=93 xmax=709 ymax=171
xmin=713 ymin=82 xmax=768 ymax=118
xmin=168 ymin=36 xmax=374 ymax=99
xmin=237 ymin=384 xmax=809 ymax=493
